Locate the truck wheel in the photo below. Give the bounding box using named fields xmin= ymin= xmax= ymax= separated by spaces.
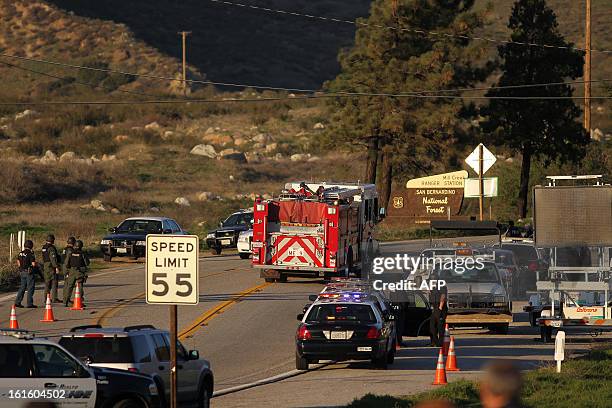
xmin=103 ymin=254 xmax=112 ymax=262
xmin=239 ymin=252 xmax=250 ymax=259
xmin=489 ymin=324 xmax=509 ymax=334
xmin=210 ymin=247 xmax=222 ymax=255
xmin=278 ymin=273 xmax=287 ymax=283
xmin=540 ymin=326 xmax=553 ymax=343
xmin=112 ymin=399 xmax=143 ymax=408
xmin=264 ymin=278 xmax=276 ymax=283
xmin=296 ymin=353 xmax=309 ymax=370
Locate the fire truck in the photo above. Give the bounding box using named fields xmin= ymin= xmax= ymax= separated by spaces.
xmin=252 ymin=181 xmax=383 ymax=282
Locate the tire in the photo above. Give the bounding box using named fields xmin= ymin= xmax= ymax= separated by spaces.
xmin=239 ymin=252 xmax=250 ymax=259
xmin=278 ymin=273 xmax=287 ymax=283
xmin=386 ymin=342 xmax=396 ymax=364
xmin=264 ymin=277 xmax=276 ymax=283
xmin=112 ymin=399 xmax=142 ymax=408
xmin=197 ymin=385 xmax=211 ymax=408
xmin=296 ymin=353 xmax=309 ymax=370
xmin=153 ymin=377 xmax=166 ymax=408
xmin=372 ymin=354 xmax=388 ymax=370
xmin=210 ymin=247 xmax=222 ymax=255
xmin=103 ymin=254 xmax=112 ymax=262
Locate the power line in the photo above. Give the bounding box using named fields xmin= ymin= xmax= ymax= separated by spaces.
xmin=1 ymin=52 xmax=610 ymax=98
xmin=0 ymin=61 xmax=166 ymax=99
xmin=0 ymin=94 xmax=610 ymax=107
xmin=209 ymin=0 xmax=612 ymax=54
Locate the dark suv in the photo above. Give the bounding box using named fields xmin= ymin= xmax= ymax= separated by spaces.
xmin=100 ymin=217 xmax=187 ymax=262
xmin=205 ymin=210 xmax=253 ymax=255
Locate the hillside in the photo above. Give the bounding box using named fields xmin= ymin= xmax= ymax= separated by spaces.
xmin=44 ymin=0 xmax=611 ymax=131
xmin=0 ymin=0 xmax=202 ymax=98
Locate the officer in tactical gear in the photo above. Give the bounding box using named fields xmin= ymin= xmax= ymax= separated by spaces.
xmin=42 ymin=234 xmax=61 ymax=303
xmin=64 ymin=240 xmax=89 ymax=307
xmin=15 ymin=240 xmax=38 ymax=308
xmin=62 ymin=237 xmax=76 ymax=306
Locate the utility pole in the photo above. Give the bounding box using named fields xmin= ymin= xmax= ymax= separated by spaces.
xmin=178 ymin=31 xmax=192 ymax=96
xmin=584 ymin=0 xmax=591 ymax=135
xmin=478 ymin=144 xmax=484 ymax=221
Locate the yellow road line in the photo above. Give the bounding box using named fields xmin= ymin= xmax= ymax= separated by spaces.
xmin=179 ymin=282 xmax=272 ymax=340
xmin=94 ymin=292 xmax=146 ymax=326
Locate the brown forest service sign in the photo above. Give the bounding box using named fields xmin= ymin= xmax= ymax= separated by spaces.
xmin=386 ymin=170 xmax=467 ymax=224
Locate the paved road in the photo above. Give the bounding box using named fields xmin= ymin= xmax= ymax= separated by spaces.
xmin=2 ymin=237 xmax=609 ymax=407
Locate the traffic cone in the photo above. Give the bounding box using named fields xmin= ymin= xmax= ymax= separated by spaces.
xmin=40 ymin=294 xmax=56 ymax=322
xmin=9 ymin=305 xmax=19 ymax=329
xmin=70 ymin=283 xmax=84 ymax=310
xmin=445 ymin=336 xmax=460 ymax=371
xmin=442 ymin=323 xmax=451 ymax=355
xmin=432 ymin=347 xmax=448 ymax=385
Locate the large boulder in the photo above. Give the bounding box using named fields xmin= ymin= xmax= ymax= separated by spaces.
xmin=290 ymin=153 xmax=311 ymax=162
xmin=39 ymin=150 xmax=58 ymax=164
xmin=253 ymin=133 xmax=269 ymax=143
xmin=197 ymin=191 xmax=214 ymax=201
xmin=145 ymin=122 xmax=161 ymax=132
xmin=59 ymin=151 xmax=76 ymax=162
xmin=190 ymin=144 xmax=217 ymax=158
xmin=220 ymin=150 xmax=248 ymax=163
xmin=174 ymin=197 xmax=191 ymax=207
xmin=265 ymin=143 xmax=278 ymax=153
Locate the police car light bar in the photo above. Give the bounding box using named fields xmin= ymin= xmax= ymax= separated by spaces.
xmin=0 ymin=329 xmax=34 ymax=340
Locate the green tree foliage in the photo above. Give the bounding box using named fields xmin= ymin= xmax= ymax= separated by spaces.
xmin=325 ymin=0 xmax=489 ymax=208
xmin=482 ymin=0 xmax=588 ymax=218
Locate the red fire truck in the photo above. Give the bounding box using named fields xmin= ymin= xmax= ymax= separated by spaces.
xmin=252 ymin=181 xmax=382 ymax=282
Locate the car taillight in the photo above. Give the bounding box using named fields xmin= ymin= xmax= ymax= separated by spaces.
xmin=297 ymin=325 xmax=312 ymax=340
xmin=366 ymin=327 xmax=380 ymax=339
xmin=127 ymin=367 xmax=139 ymax=373
xmin=83 ymin=334 xmax=104 ymax=338
xmin=528 ymin=261 xmax=539 ymax=271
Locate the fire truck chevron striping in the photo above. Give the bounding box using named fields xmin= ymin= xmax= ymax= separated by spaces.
xmin=252 ymin=181 xmax=382 ymax=282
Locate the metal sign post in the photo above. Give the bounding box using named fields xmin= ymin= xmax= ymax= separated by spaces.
xmin=465 ymin=144 xmax=497 ymax=221
xmin=146 ymin=234 xmax=200 ymax=408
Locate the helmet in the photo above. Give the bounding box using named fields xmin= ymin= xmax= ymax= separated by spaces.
xmin=75 ymin=240 xmax=84 ymax=249
xmin=67 ymin=237 xmax=76 ymax=245
xmin=46 ymin=234 xmax=55 ymax=243
xmin=24 ymin=240 xmax=34 ymax=249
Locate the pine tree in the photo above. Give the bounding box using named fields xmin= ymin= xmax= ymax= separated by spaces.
xmin=482 ymin=0 xmax=588 ymax=218
xmin=325 ymin=0 xmax=489 ymax=209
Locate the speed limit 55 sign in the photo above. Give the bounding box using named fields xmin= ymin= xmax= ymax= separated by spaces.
xmin=146 ymin=235 xmax=199 ymax=305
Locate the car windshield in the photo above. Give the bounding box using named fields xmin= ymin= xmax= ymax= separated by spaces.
xmin=501 ymin=244 xmax=538 ymax=264
xmin=59 ymin=337 xmax=134 ymax=364
xmin=223 ymin=213 xmax=253 ymax=227
xmin=436 ymin=264 xmax=500 ymax=283
xmin=116 ymin=219 xmax=162 ymax=233
xmin=306 ymin=304 xmax=376 ymax=324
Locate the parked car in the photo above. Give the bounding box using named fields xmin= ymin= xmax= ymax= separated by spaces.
xmin=0 ymin=328 xmax=162 ymax=408
xmin=237 ymin=229 xmax=253 ymax=259
xmin=100 ymin=217 xmax=187 ymax=262
xmin=493 ymin=241 xmax=548 ymax=294
xmin=58 ymin=325 xmax=213 ymax=408
xmin=205 ymin=209 xmax=253 ymax=255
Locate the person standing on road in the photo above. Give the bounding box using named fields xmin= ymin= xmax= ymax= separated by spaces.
xmin=62 ymin=236 xmax=76 ymax=306
xmin=65 ymin=240 xmax=90 ymax=307
xmin=42 ymin=234 xmax=62 ymax=303
xmin=429 ymin=271 xmax=448 ymax=347
xmin=14 ymin=240 xmax=38 ymax=308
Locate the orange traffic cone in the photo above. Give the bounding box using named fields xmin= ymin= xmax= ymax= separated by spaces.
xmin=9 ymin=305 xmax=19 ymax=329
xmin=442 ymin=323 xmax=451 ymax=355
xmin=446 ymin=336 xmax=460 ymax=371
xmin=40 ymin=294 xmax=56 ymax=322
xmin=432 ymin=347 xmax=448 ymax=385
xmin=70 ymin=283 xmax=84 ymax=310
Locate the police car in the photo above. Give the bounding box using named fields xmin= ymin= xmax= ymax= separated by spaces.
xmin=0 ymin=329 xmax=161 ymax=408
xmin=296 ymin=291 xmax=397 ymax=370
xmin=205 ymin=209 xmax=253 ymax=255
